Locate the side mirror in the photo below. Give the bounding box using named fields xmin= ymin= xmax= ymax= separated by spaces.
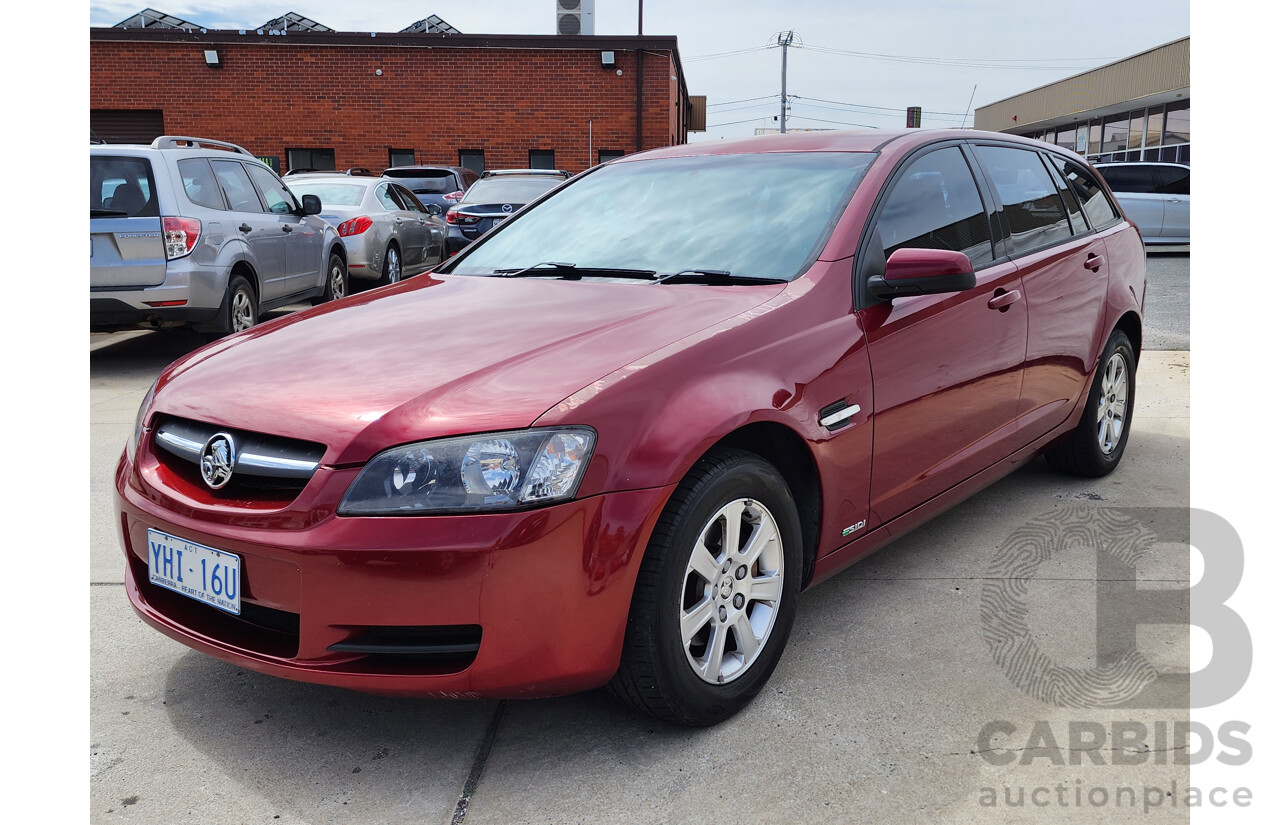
xmin=301 ymin=194 xmax=322 ymax=215
xmin=425 ymin=203 xmax=443 ymax=216
xmin=868 ymin=248 xmax=976 ymax=299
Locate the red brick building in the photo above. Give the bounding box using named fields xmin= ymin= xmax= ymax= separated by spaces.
xmin=89 ymin=25 xmax=700 ymax=175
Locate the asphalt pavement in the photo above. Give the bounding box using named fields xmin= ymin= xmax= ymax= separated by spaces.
xmin=90 ymin=251 xmax=1192 ymax=823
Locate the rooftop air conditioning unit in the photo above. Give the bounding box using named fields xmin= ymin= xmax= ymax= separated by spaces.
xmin=556 ymin=0 xmax=595 ymax=36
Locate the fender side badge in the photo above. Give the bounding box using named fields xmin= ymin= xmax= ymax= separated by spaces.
xmin=819 ymin=401 xmax=861 ymax=431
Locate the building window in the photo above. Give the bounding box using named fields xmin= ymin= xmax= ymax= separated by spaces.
xmin=529 ymin=150 xmax=556 ymax=170
xmin=1145 ymin=105 xmax=1165 ymax=152
xmin=1127 ymin=111 xmax=1145 ymax=150
xmin=598 ymin=150 xmax=625 ymax=164
xmin=459 ymin=150 xmax=485 ymax=174
xmin=286 ymin=148 xmax=335 ymax=173
xmin=389 ymin=148 xmax=415 ymax=168
xmin=1164 ymin=100 xmax=1190 ymax=145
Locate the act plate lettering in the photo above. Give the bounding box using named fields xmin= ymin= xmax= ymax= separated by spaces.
xmin=146 ymin=528 xmax=241 ymax=615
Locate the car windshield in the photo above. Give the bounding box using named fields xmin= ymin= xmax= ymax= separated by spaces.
xmin=450 ymin=152 xmax=875 ymax=281
xmin=286 ymin=182 xmax=367 ymax=206
xmin=461 ymin=177 xmax=566 ymax=205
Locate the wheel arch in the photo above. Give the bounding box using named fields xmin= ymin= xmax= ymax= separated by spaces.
xmin=697 ymin=422 xmax=822 ymax=588
xmin=1114 ymin=310 xmax=1142 ymax=365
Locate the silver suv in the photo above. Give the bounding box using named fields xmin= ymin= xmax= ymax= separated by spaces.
xmin=91 ymin=136 xmax=348 ymax=335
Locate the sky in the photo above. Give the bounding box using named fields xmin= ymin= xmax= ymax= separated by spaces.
xmin=86 ymin=0 xmax=1191 ymax=141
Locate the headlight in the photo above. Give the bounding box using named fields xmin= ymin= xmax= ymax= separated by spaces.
xmin=338 ymin=428 xmax=596 ymax=515
xmin=126 ymin=378 xmax=159 ymax=462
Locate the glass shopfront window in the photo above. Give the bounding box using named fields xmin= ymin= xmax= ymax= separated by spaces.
xmin=1164 ymin=100 xmax=1190 ymax=145
xmin=1145 ymin=105 xmax=1165 ymax=151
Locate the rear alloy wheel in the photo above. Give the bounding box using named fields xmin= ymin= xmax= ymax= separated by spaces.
xmin=610 ymin=448 xmax=802 ymax=726
xmin=1045 ymin=329 xmax=1136 ymax=477
xmin=381 ymin=245 xmax=402 ymax=286
xmin=224 ymin=275 xmax=257 ymax=335
xmin=314 ymin=252 xmax=348 ymax=305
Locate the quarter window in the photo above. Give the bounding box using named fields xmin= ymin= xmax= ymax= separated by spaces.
xmin=874 ymin=146 xmax=994 ymax=267
xmin=975 ymin=145 xmax=1071 ymax=255
xmin=1051 ymin=157 xmax=1117 ymax=229
xmin=375 ymin=183 xmax=400 ymax=211
xmin=178 ymin=158 xmax=224 ymax=210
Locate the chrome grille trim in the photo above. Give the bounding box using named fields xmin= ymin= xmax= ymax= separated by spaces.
xmin=153 ymin=418 xmax=323 ymax=480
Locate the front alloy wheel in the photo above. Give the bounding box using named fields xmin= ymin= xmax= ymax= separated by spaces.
xmin=610 ymin=448 xmax=802 ymax=726
xmin=680 ymin=498 xmax=785 ymax=685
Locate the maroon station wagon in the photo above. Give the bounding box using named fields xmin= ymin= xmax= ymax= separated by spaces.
xmin=115 ymin=129 xmax=1144 ymax=726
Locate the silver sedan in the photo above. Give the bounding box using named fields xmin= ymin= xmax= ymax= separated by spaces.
xmin=286 ymin=175 xmax=448 ymax=285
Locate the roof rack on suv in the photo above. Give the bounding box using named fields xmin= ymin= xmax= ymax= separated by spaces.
xmin=481 ymin=169 xmax=572 ymax=179
xmin=151 ymin=136 xmax=255 ymax=157
xmin=284 ymin=168 xmax=375 ymax=177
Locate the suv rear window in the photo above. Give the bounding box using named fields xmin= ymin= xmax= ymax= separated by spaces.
xmin=90 ymin=156 xmax=159 ymax=218
xmin=461 ymin=176 xmax=564 ymax=205
xmin=383 ymin=169 xmax=457 ymax=194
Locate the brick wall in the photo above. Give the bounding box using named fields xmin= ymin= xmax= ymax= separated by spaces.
xmin=90 ymin=39 xmax=684 ymax=174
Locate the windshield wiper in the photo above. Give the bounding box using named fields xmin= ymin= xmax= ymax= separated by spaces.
xmin=90 ymin=208 xmax=130 ymax=218
xmin=493 ymin=261 xmax=578 ymax=278
xmin=493 ymin=262 xmax=659 ymax=280
xmin=651 ymin=269 xmax=785 ymax=285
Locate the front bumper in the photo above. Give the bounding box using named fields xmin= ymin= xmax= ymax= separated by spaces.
xmin=114 ymin=447 xmax=672 ymax=698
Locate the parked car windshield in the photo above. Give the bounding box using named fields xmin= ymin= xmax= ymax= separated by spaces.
xmin=461 ymin=176 xmax=567 ymax=205
xmin=287 ymin=181 xmax=367 ymax=206
xmin=451 ymin=152 xmax=875 ymax=281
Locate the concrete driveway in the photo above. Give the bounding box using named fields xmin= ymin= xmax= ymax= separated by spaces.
xmin=90 ymin=265 xmax=1192 ymax=823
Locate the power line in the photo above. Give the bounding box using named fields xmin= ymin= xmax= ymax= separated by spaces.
xmin=798 ymin=43 xmax=1110 ymax=70
xmin=791 ymin=94 xmax=968 ymax=117
xmin=707 ymin=94 xmax=780 ymax=108
xmin=706 ymin=116 xmax=777 ymax=128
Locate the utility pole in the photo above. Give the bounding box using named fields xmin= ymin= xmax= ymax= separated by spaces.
xmin=777 ymin=31 xmax=794 ymax=133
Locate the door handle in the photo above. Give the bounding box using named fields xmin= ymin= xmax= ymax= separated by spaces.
xmin=238 ymin=224 xmax=252 ymax=233
xmin=1166 ymin=197 xmax=1183 ymax=203
xmin=1084 ymin=253 xmax=1105 ymax=273
xmin=987 ymin=289 xmax=1021 ymax=311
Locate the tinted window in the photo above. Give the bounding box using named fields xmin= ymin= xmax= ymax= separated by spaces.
xmin=246 ymin=165 xmax=300 ymax=214
xmin=875 ymin=147 xmax=993 ymax=266
xmin=1098 ymin=165 xmax=1160 ymax=194
xmin=90 ymin=156 xmax=159 ymax=217
xmin=178 ymin=158 xmax=225 ymax=210
xmin=976 ymin=145 xmax=1071 ymax=255
xmin=211 ymin=160 xmax=263 ymax=213
xmin=1052 ymin=158 xmax=1117 ymax=229
xmin=453 ymin=152 xmax=875 ymax=282
xmin=384 ymin=169 xmax=457 ymax=195
xmin=1157 ymin=166 xmax=1190 ymax=196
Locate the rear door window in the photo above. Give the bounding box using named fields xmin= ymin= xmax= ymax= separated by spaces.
xmin=90 ymin=156 xmax=159 ymax=217
xmin=874 ymin=146 xmax=994 ymax=266
xmin=1156 ymin=166 xmax=1190 ymax=195
xmin=974 ymin=145 xmax=1072 ymax=255
xmin=211 ymin=160 xmax=264 ymax=213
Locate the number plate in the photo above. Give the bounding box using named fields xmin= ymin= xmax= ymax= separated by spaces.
xmin=146 ymin=529 xmax=241 ymax=615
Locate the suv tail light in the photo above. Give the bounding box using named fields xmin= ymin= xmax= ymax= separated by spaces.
xmin=162 ymin=217 xmax=201 ymax=260
xmin=443 ymin=190 xmax=465 ymax=202
xmin=338 ymin=216 xmax=373 ymax=236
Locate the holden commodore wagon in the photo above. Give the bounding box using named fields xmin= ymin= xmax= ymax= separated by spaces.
xmin=115 ymin=129 xmax=1145 ymax=726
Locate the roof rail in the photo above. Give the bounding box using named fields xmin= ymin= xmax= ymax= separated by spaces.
xmin=481 ymin=169 xmax=572 ymax=179
xmin=150 ymin=136 xmax=255 ymax=157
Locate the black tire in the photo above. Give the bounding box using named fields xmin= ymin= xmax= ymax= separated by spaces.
xmin=609 ymin=448 xmax=803 ymax=726
xmin=380 ymin=244 xmax=402 ymax=286
xmin=313 ymin=252 xmax=348 ymax=305
xmin=221 ymin=275 xmax=257 ymax=336
xmin=1045 ymin=329 xmax=1136 ymax=477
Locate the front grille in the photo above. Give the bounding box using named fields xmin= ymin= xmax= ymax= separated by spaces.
xmin=151 ymin=416 xmax=326 ymax=497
